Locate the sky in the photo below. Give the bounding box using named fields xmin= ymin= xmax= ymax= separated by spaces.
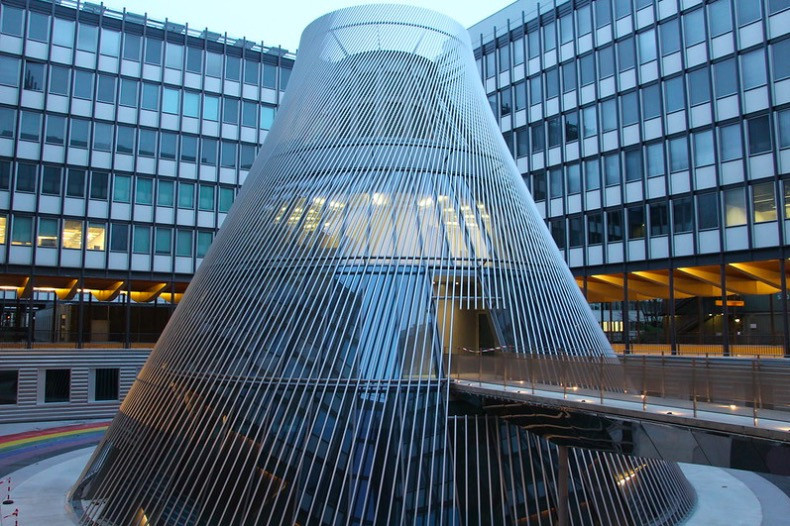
xmin=96 ymin=0 xmax=515 ymax=52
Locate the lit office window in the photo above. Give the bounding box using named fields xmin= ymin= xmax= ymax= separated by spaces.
xmin=87 ymin=223 xmax=106 ymax=251
xmin=753 ymin=182 xmax=777 ymax=223
xmin=23 ymin=61 xmax=44 ymax=91
xmin=77 ymin=24 xmax=98 ymax=52
xmin=155 ymin=227 xmax=172 ymax=254
xmin=0 ymin=56 xmax=20 ymax=87
xmin=0 ymin=215 xmax=7 ymax=245
xmin=672 ymin=198 xmax=694 ymax=233
xmin=62 ymin=220 xmax=83 ymax=249
xmin=133 ymin=226 xmax=150 ymax=254
xmin=724 ymin=188 xmax=747 ymax=226
xmin=584 ymin=158 xmax=600 ymax=190
xmin=37 ymin=218 xmax=58 ymax=248
xmin=113 ymin=175 xmax=131 ymax=203
xmin=41 ymin=166 xmax=61 ymax=195
xmin=45 ymin=115 xmax=66 ymax=145
xmin=110 ymin=224 xmax=128 ymax=252
xmin=719 ymin=124 xmax=743 ymax=161
xmin=747 ymin=115 xmax=771 ymax=155
xmin=11 ymin=216 xmax=32 ymax=246
xmin=741 ymin=49 xmax=767 ymax=90
xmin=649 ymin=203 xmax=669 ymax=236
xmin=99 ymin=29 xmax=120 ymax=57
xmin=176 ymin=230 xmax=192 ymax=257
xmin=135 ymin=178 xmax=153 ymax=205
xmin=628 ymin=206 xmax=645 ymax=239
xmin=709 ymin=0 xmax=733 ymax=37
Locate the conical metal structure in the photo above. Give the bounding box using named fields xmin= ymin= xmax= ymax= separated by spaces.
xmin=70 ymin=5 xmax=694 ymax=525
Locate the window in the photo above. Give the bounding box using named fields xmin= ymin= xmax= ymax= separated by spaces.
xmin=724 ymin=188 xmax=747 ymax=226
xmin=186 ymin=46 xmax=202 ymax=73
xmin=545 ymin=68 xmax=559 ymax=99
xmin=93 ymin=122 xmax=112 ymax=151
xmin=618 ymin=37 xmax=635 ymax=72
xmin=223 ymin=98 xmax=239 ymax=124
xmin=741 ymin=50 xmax=767 ymax=90
xmin=0 ymin=107 xmax=16 ymax=138
xmin=641 ymin=84 xmax=661 ymax=120
xmin=37 ymin=218 xmax=57 ymax=248
xmin=547 ymin=117 xmax=561 ymax=148
xmin=135 ymin=178 xmax=153 ymax=205
xmin=160 ymin=132 xmax=177 ymax=160
xmin=11 ymin=216 xmax=32 ymax=245
xmin=44 ymin=369 xmax=70 ymax=403
xmin=0 ymin=6 xmax=23 ymax=36
xmin=565 ymin=112 xmax=579 ymax=143
xmin=713 ymin=59 xmax=737 ymax=98
xmin=113 ymin=175 xmax=131 ymax=203
xmin=614 ymin=0 xmax=631 ymax=18
xmin=578 ymin=5 xmax=592 ymax=35
xmin=204 ymin=95 xmax=219 ymax=121
xmin=531 ymin=123 xmax=545 ymax=152
xmin=0 ymin=56 xmax=20 ymax=87
xmin=242 ymin=101 xmax=257 ymax=127
xmin=94 ymin=369 xmax=119 ymax=401
xmin=560 ymin=14 xmax=574 ymax=45
xmin=201 ymin=138 xmax=217 ymax=165
xmin=123 ymin=34 xmax=141 ymax=61
xmin=41 ymin=166 xmax=61 ymax=195
xmin=529 ymin=75 xmax=542 ymax=105
xmin=753 ymin=182 xmax=777 ymax=222
xmin=673 ymin=197 xmax=694 ymax=233
xmin=737 ymin=1 xmax=762 ymax=26
xmin=527 ymin=30 xmax=539 ymax=60
xmin=544 ymin=22 xmax=557 ymax=51
xmin=582 ymin=105 xmax=597 ymax=138
xmin=176 ymin=229 xmax=193 ymax=257
xmin=97 ymin=74 xmax=115 ymax=103
xmin=664 ymin=76 xmax=684 ymax=112
xmin=0 ymin=161 xmax=9 ymax=189
xmin=19 ymin=111 xmax=41 ymax=142
xmin=49 ymin=65 xmax=69 ymax=95
xmin=62 ymin=220 xmax=82 ymax=249
xmin=532 ymin=171 xmax=546 ymax=201
xmin=579 ymin=54 xmax=595 ymax=86
xmin=628 ymin=206 xmax=645 ymax=239
xmin=567 ymin=164 xmax=581 ymax=194
xmin=158 ymin=180 xmax=174 ymax=207
xmin=599 ymin=45 xmax=614 ymax=78
xmin=90 ymin=171 xmax=108 ymax=200
xmin=568 ymin=216 xmax=583 ymax=247
xmin=260 ymin=106 xmax=275 ymax=130
xmin=638 ymin=30 xmax=656 ymax=64
xmin=584 ymin=158 xmax=600 ymax=190
xmin=155 ymin=227 xmax=171 ymax=254
xmin=206 ymin=52 xmax=222 ymax=77
xmin=66 ymin=169 xmax=85 ymax=197
xmin=669 ymin=137 xmax=689 ymax=172
xmin=684 ymin=9 xmax=705 ymax=46
xmin=16 ymin=163 xmax=36 ymax=192
xmin=221 ymin=141 xmax=236 ymax=168
xmin=621 ymin=92 xmax=638 ymax=126
xmin=562 ymin=62 xmax=576 ymax=93
xmin=660 ymin=19 xmax=680 ymax=57
xmin=139 ymin=129 xmax=156 ymax=157
xmin=70 ymin=119 xmax=89 ymax=148
xmin=219 ymin=187 xmax=235 ymax=212
xmin=646 ymin=142 xmax=665 ymax=177
xmin=262 ymin=64 xmax=277 ymax=88
xmin=23 ymin=61 xmax=44 ymax=91
xmin=163 ymin=88 xmax=180 ymax=114
xmin=280 ymin=68 xmax=291 ymax=90
xmin=770 ymin=0 xmax=790 ymax=14
xmin=779 ymin=110 xmax=790 ymax=149
xmin=226 ymin=55 xmax=241 ymax=80
xmin=709 ymin=0 xmax=733 ymax=37
xmin=165 ymin=43 xmax=183 ymax=69
xmin=144 ymin=38 xmax=162 ymax=65
xmin=588 ymin=213 xmax=603 ymax=245
xmin=181 ymin=136 xmax=197 ymax=162
xmin=54 ymin=19 xmax=75 ymax=47
xmin=698 ymin=192 xmax=719 ymax=229
xmin=73 ymin=70 xmax=93 ymax=99
xmin=551 ymin=220 xmax=566 ymax=249
xmin=498 ymin=45 xmax=510 ymax=72
xmin=786 ymin=181 xmax=790 ymax=219
xmin=688 ymin=68 xmax=710 ymax=105
xmin=116 ymin=126 xmax=135 ymax=154
xmin=141 ymin=83 xmax=159 ymax=110
xmin=244 ymin=59 xmax=260 ymax=84
xmin=604 ymin=153 xmax=620 ymax=186
xmin=110 ymin=224 xmax=128 ymax=252
xmin=693 ymin=131 xmax=714 ymax=167
xmin=28 ymin=11 xmax=49 ymax=42
xmin=596 ymin=0 xmax=612 ymax=28
xmin=606 ymin=210 xmax=623 ymax=242
xmin=77 ymin=24 xmax=98 ymax=52
xmin=748 ymin=115 xmax=771 ymax=155
xmin=199 ymin=185 xmax=215 ymax=210
xmin=87 ymin=223 xmax=105 ymax=251
xmin=178 ymin=182 xmax=194 ymax=209
xmin=773 ymin=39 xmax=790 ymax=81
xmin=197 ymin=231 xmax=212 ymax=257
xmin=649 ymin=203 xmax=669 ymax=236
xmin=601 ymin=99 xmax=617 ymax=132
xmin=624 ymin=149 xmax=642 ymax=182
xmin=240 ymin=143 xmax=256 ymax=170
xmin=719 ymin=124 xmax=742 ymax=161
xmin=120 ymin=78 xmax=138 ymax=107
xmin=0 ymin=371 xmax=18 ymax=405
xmin=133 ymin=225 xmax=150 ymax=254
xmin=45 ymin=115 xmax=66 ymax=145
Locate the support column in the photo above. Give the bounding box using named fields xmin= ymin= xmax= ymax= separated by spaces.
xmin=720 ymin=262 xmax=730 ymax=357
xmin=124 ymin=279 xmax=132 ymax=349
xmin=781 ymin=258 xmax=789 ymax=358
xmin=77 ymin=278 xmax=85 ymax=349
xmin=623 ymin=272 xmax=630 ymax=354
xmin=669 ymin=268 xmax=677 ymax=355
xmin=557 ymin=445 xmax=570 ymax=526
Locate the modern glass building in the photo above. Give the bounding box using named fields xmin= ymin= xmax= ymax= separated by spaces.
xmin=469 ymin=0 xmax=790 ymax=355
xmin=0 ymin=0 xmax=293 ymax=346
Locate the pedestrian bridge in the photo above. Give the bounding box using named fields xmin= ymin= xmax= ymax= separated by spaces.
xmin=447 ymin=351 xmax=790 ymax=475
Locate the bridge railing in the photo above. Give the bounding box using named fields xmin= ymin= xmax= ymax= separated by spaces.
xmin=445 ymin=351 xmax=790 ymax=426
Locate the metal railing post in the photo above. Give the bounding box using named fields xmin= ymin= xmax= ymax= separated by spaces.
xmin=599 ymin=354 xmax=604 ymax=404
xmin=562 ymin=355 xmax=568 ymax=399
xmin=478 ymin=350 xmax=482 ymax=387
xmin=692 ymin=357 xmax=697 ymax=418
xmin=530 ymin=354 xmax=536 ymax=394
xmin=751 ymin=358 xmax=758 ymax=426
xmin=641 ymin=355 xmax=647 ymax=410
